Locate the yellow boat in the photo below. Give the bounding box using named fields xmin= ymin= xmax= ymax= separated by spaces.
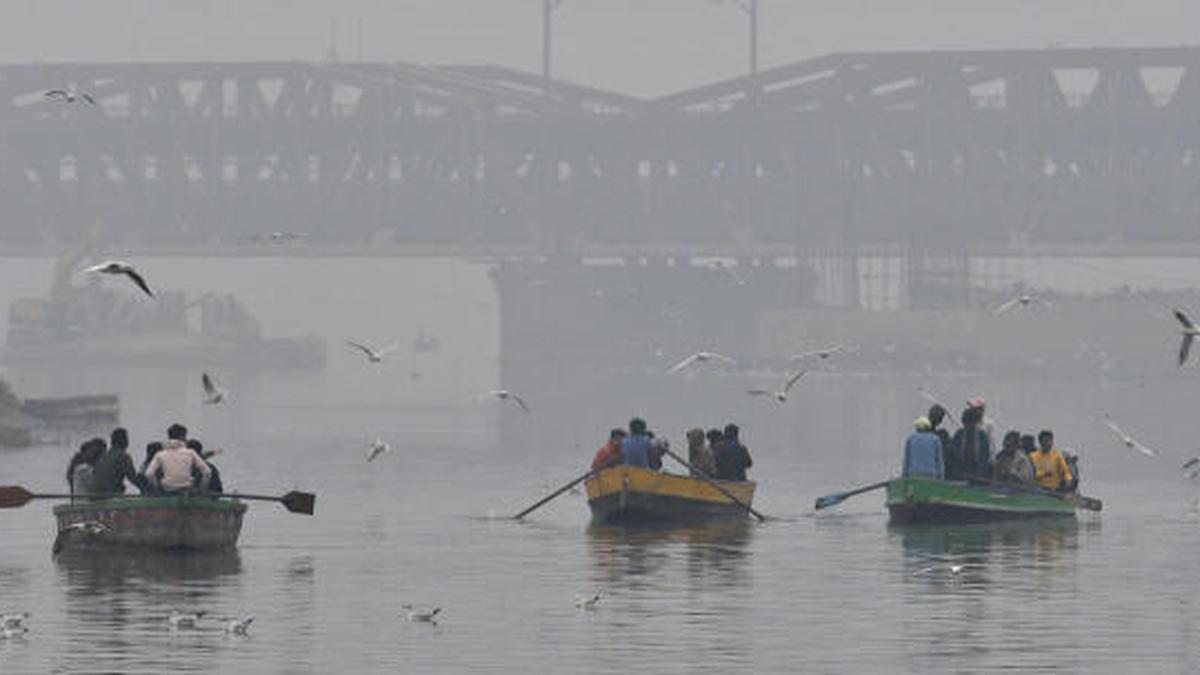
xmin=585 ymin=465 xmax=756 ymax=524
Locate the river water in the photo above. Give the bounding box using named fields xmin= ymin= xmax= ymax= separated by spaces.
xmin=1 ymin=259 xmax=1200 ymax=673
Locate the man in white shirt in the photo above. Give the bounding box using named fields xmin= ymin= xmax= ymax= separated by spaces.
xmin=143 ymin=423 xmax=211 ymax=493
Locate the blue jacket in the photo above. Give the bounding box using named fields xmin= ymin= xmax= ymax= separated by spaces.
xmin=903 ymin=431 xmax=944 ymax=479
xmin=621 ymin=434 xmax=653 ymax=468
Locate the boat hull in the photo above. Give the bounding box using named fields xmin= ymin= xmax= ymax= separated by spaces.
xmin=887 ymin=477 xmax=1076 ymax=524
xmin=53 ymin=496 xmax=247 ymax=552
xmin=585 ymin=466 xmax=755 ymax=524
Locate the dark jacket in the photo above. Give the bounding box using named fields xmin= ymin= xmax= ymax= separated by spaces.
xmin=94 ymin=447 xmax=145 ymax=494
xmin=713 ymin=440 xmax=753 ymax=481
xmin=947 ymin=426 xmax=992 ymax=480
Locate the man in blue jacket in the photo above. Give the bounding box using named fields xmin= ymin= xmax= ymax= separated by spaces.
xmin=903 ymin=416 xmax=944 ymax=479
xmin=621 ymin=418 xmax=653 ymax=468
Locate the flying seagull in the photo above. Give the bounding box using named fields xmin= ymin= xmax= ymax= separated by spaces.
xmin=1101 ymin=414 xmax=1158 ymax=457
xmin=993 ymin=293 xmax=1052 ymax=315
xmin=668 ymin=351 xmax=737 ymax=374
xmin=366 ymin=439 xmax=390 ymax=463
xmin=747 ymin=370 xmax=807 ymax=403
xmin=202 ymin=372 xmax=226 ymax=405
xmin=1182 ymin=457 xmax=1200 ymax=479
xmin=402 ymin=605 xmax=441 ymax=623
xmin=224 ymin=616 xmax=254 ymax=635
xmin=790 ymin=345 xmax=855 ymax=362
xmin=345 ymin=340 xmax=398 ymax=363
xmin=167 ymin=610 xmax=206 ymax=630
xmin=1174 ymin=309 xmax=1200 ymax=366
xmin=575 ymin=592 xmax=601 ymax=610
xmin=45 ymin=89 xmax=96 ymax=105
xmin=82 ymin=260 xmax=153 ymax=297
xmin=490 ymin=389 xmax=530 ymax=413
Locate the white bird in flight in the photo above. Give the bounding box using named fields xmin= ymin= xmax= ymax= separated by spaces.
xmin=1174 ymin=309 xmax=1200 ymax=366
xmin=668 ymin=351 xmax=737 ymax=374
xmin=574 ymin=592 xmax=601 ymax=610
xmin=224 ymin=616 xmax=254 ymax=635
xmin=790 ymin=345 xmax=855 ymax=362
xmin=366 ymin=439 xmax=390 ymax=463
xmin=747 ymin=371 xmax=807 ymax=403
xmin=82 ymin=260 xmax=154 ymax=297
xmin=1101 ymin=414 xmax=1158 ymax=457
xmin=45 ymin=88 xmax=96 ymax=105
xmin=490 ymin=389 xmax=530 ymax=413
xmin=202 ymin=372 xmax=226 ymax=405
xmin=167 ymin=610 xmax=206 ymax=630
xmin=402 ymin=605 xmax=441 ymax=623
xmin=993 ymin=293 xmax=1051 ymax=315
xmin=1182 ymin=457 xmax=1200 ymax=479
xmin=345 ymin=340 xmax=398 ymax=363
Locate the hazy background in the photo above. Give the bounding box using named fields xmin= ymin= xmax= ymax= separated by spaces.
xmin=0 ymin=0 xmax=1195 ymax=95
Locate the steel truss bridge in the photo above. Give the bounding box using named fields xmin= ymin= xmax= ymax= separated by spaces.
xmin=3 ymin=47 xmax=1200 ymax=257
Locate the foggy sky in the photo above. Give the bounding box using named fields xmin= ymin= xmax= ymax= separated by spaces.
xmin=1 ymin=0 xmax=1196 ymax=96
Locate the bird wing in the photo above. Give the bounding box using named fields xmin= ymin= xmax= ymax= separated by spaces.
xmin=202 ymin=372 xmax=216 ymax=396
xmin=782 ymin=370 xmax=808 ymax=394
xmin=1133 ymin=442 xmax=1159 ymax=458
xmin=746 ymin=389 xmax=772 ymax=397
xmin=345 ymin=340 xmax=375 ymax=357
xmin=668 ymin=354 xmax=699 ymax=373
xmin=992 ymin=298 xmax=1019 ymax=315
xmin=81 ymin=93 xmax=96 ymax=105
xmin=82 ymin=262 xmax=110 ymax=273
xmin=1101 ymin=416 xmax=1126 ymax=440
xmin=123 ymin=269 xmax=154 ymax=297
xmin=1174 ymin=309 xmax=1196 ymax=331
xmin=1183 ymin=457 xmax=1200 ymax=470
xmin=1181 ymin=334 xmax=1194 ymax=366
xmin=508 ymin=393 xmax=530 ymax=413
xmin=44 ymin=90 xmax=66 ymax=99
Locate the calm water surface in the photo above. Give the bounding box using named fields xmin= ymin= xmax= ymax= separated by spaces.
xmin=1 ymin=368 xmax=1199 ymax=674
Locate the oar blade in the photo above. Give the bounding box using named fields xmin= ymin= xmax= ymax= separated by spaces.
xmin=281 ymin=490 xmax=316 ymax=515
xmin=813 ymin=492 xmax=848 ymax=510
xmin=0 ymin=486 xmax=35 ymax=509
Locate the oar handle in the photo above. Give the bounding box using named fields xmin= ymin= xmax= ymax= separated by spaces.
xmin=813 ymin=479 xmax=892 ymax=510
xmin=513 ymin=469 xmax=596 ymax=520
xmin=662 ymin=449 xmax=766 ymax=522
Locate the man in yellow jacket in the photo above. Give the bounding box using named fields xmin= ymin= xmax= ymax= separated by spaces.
xmin=1029 ymin=429 xmax=1073 ymax=491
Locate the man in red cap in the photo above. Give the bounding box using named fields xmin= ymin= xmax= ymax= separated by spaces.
xmin=967 ymin=396 xmax=996 ymax=450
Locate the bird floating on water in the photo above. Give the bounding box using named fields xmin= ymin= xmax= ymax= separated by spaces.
xmin=668 ymin=351 xmax=737 ymax=374
xmin=993 ymin=293 xmax=1052 ymax=315
xmin=1101 ymin=414 xmax=1158 ymax=457
xmin=62 ymin=521 xmax=109 ymax=535
xmin=490 ymin=389 xmax=530 ymax=413
xmin=366 ymin=439 xmax=390 ymax=463
xmin=167 ymin=610 xmax=206 ymax=630
xmin=0 ymin=613 xmax=28 ymax=638
xmin=82 ymin=260 xmax=153 ymax=297
xmin=202 ymin=372 xmax=226 ymax=405
xmin=1174 ymin=309 xmax=1200 ymax=366
xmin=345 ymin=340 xmax=398 ymax=363
xmin=45 ymin=88 xmax=96 ymax=105
xmin=224 ymin=616 xmax=254 ymax=635
xmin=402 ymin=605 xmax=441 ymax=623
xmin=574 ymin=592 xmax=601 ymax=610
xmin=912 ymin=563 xmax=983 ymax=577
xmin=747 ymin=370 xmax=807 ymax=403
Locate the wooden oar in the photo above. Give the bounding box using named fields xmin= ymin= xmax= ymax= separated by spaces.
xmin=662 ymin=448 xmax=767 ymax=522
xmin=964 ymin=475 xmax=1101 ymax=512
xmin=0 ymin=486 xmax=316 ymax=515
xmin=513 ymin=469 xmax=595 ymax=520
xmin=813 ymin=480 xmax=892 ymax=510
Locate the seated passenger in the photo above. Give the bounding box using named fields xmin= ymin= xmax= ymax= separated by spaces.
xmin=993 ymin=430 xmax=1034 ymax=484
xmin=69 ymin=438 xmax=106 ymax=495
xmin=142 ymin=423 xmax=211 ymax=494
xmin=591 ymin=429 xmax=626 ymax=471
xmin=621 ymin=418 xmax=653 ymax=468
xmin=94 ymin=427 xmax=148 ymax=495
xmin=648 ymin=433 xmax=667 ymax=471
xmin=948 ymin=407 xmax=992 ymax=481
xmin=1062 ymin=449 xmax=1080 ymax=493
xmin=1028 ymin=430 xmax=1073 ymax=492
xmin=686 ymin=428 xmax=716 ymax=477
xmin=902 ymin=417 xmax=943 ymax=479
xmin=188 ymin=439 xmax=224 ymax=493
xmin=713 ymin=423 xmax=752 ymax=481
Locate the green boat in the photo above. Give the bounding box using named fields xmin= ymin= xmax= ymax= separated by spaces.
xmin=886 ymin=476 xmax=1084 ymax=523
xmin=53 ymin=495 xmax=247 ymax=553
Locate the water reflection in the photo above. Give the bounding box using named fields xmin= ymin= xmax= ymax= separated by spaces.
xmin=890 ymin=517 xmax=1082 ymax=580
xmin=586 ymin=520 xmax=755 ymax=589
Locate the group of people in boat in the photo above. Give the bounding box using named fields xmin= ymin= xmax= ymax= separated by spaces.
xmin=591 ymin=417 xmax=753 ymax=482
xmin=903 ymin=397 xmax=1078 ymax=492
xmin=66 ymin=423 xmax=223 ymax=497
